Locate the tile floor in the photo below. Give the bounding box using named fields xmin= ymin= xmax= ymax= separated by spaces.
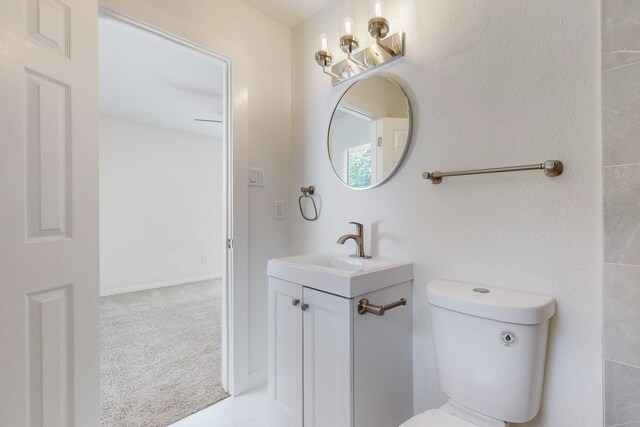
xmin=170 ymin=383 xmax=286 ymax=427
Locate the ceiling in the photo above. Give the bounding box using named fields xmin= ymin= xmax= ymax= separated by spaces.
xmin=242 ymin=0 xmax=332 ymax=28
xmin=99 ymin=17 xmax=224 ymax=138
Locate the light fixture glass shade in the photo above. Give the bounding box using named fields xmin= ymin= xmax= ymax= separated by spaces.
xmin=317 ymin=27 xmax=330 ymax=53
xmin=341 ymin=9 xmax=355 ymax=36
xmin=369 ymin=0 xmax=384 ymax=18
xmin=367 ymin=0 xmax=389 ymax=39
xmin=315 ymin=26 xmax=334 ymax=68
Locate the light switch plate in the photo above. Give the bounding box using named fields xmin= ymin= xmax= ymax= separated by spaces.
xmin=248 ymin=168 xmax=264 ymax=187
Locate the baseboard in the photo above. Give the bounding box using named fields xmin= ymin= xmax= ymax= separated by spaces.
xmin=100 ymin=274 xmax=222 ymax=297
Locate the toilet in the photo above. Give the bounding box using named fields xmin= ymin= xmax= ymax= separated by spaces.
xmin=402 ymin=280 xmax=556 ymax=427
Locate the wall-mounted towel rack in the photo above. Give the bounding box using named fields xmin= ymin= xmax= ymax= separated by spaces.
xmin=299 ymin=186 xmax=319 ymax=221
xmin=422 ymin=160 xmax=563 ymax=184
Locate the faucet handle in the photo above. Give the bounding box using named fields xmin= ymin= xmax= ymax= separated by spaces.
xmin=349 ymin=222 xmax=363 ymax=235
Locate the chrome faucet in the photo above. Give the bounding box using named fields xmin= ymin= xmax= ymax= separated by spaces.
xmin=337 ymin=222 xmax=371 ymax=258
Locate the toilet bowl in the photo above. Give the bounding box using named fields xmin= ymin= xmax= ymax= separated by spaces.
xmin=401 ymin=280 xmax=555 ymax=427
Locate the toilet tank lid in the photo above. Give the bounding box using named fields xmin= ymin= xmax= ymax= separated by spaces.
xmin=427 ymin=280 xmax=556 ymax=325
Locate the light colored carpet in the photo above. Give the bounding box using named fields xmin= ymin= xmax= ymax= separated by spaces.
xmin=100 ymin=279 xmax=229 ymax=427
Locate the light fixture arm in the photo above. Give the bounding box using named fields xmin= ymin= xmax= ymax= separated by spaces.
xmin=375 ymin=37 xmax=397 ymax=56
xmin=315 ymin=49 xmax=340 ymax=79
xmin=347 ymin=53 xmax=367 ymax=70
xmin=323 ymin=66 xmax=340 ymax=79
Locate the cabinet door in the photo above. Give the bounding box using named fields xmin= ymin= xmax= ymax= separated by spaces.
xmin=303 ymin=287 xmax=353 ymax=427
xmin=268 ymin=278 xmax=303 ymax=426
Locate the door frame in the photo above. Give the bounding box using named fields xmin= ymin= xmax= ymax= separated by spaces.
xmin=98 ymin=7 xmax=236 ymax=393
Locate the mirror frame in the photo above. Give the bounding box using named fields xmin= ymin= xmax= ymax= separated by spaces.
xmin=327 ymin=75 xmax=413 ymax=190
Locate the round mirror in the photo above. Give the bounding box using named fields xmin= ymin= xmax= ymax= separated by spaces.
xmin=328 ymin=75 xmax=412 ymax=189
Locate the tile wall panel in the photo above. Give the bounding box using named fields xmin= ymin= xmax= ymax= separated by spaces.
xmin=603 ymin=1 xmax=640 ymax=424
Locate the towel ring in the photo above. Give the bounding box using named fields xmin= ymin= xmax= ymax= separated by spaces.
xmin=299 ymin=186 xmax=319 ymax=221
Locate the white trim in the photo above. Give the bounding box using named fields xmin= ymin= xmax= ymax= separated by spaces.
xmin=99 ymin=275 xmax=222 ymax=297
xmin=245 ymin=368 xmax=267 ymax=392
xmin=97 ymin=7 xmax=237 ymax=395
xmin=97 ymin=8 xmax=232 ymax=63
xmin=336 ymin=104 xmax=375 ymax=122
xmin=340 ymin=98 xmax=386 ymax=119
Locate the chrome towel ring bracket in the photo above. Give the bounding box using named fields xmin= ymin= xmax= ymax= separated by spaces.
xmin=299 ymin=186 xmax=319 ymax=221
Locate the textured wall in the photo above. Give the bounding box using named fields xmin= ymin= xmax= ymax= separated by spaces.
xmin=603 ymin=1 xmax=640 ymax=425
xmin=292 ymin=1 xmax=602 ymax=425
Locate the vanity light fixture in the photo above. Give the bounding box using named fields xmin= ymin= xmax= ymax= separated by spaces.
xmin=340 ymin=12 xmax=358 ymax=53
xmin=314 ymin=0 xmax=405 ymax=85
xmin=315 ymin=28 xmax=339 ymax=79
xmin=368 ymin=0 xmax=388 ymax=38
xmin=339 ymin=9 xmax=367 ymax=77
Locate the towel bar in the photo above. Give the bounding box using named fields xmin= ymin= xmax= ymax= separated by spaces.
xmin=422 ymin=160 xmax=563 ymax=184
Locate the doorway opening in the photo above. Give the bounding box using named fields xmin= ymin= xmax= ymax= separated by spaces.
xmin=98 ymin=10 xmax=233 ymax=427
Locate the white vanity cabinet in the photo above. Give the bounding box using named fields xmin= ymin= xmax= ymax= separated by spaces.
xmin=267 ymin=271 xmax=413 ymax=427
xmin=268 ymin=279 xmax=304 ymax=426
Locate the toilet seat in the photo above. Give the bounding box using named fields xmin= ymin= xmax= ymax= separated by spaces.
xmin=400 ymin=409 xmax=479 ymax=427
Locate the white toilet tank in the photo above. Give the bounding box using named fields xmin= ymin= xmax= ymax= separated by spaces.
xmin=427 ymin=280 xmax=555 ymax=424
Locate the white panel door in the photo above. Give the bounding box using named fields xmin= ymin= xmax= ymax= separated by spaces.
xmin=303 ymin=287 xmax=353 ymax=427
xmin=377 ymin=117 xmax=410 ymax=178
xmin=268 ymin=278 xmax=303 ymax=427
xmin=0 ymin=0 xmax=99 ymax=426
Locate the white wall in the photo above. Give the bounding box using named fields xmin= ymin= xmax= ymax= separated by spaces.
xmin=99 ymin=117 xmax=223 ymax=294
xmin=99 ymin=0 xmax=292 ymax=392
xmin=292 ymin=1 xmax=602 ymax=426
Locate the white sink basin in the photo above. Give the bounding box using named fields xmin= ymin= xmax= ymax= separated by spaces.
xmin=267 ymin=252 xmax=413 ymax=298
